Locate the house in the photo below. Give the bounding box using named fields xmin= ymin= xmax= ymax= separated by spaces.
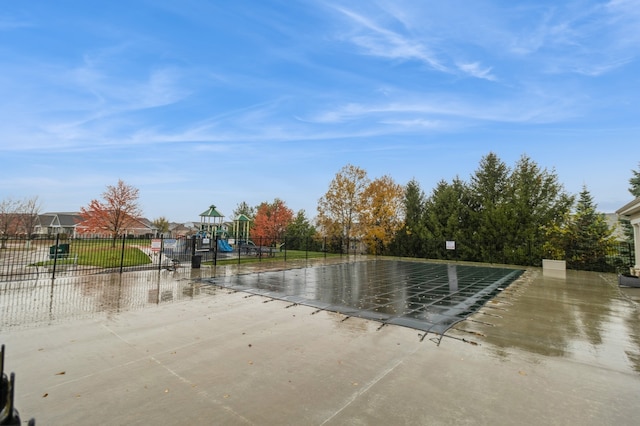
xmin=36 ymin=212 xmax=157 ymax=238
xmin=35 ymin=212 xmax=83 ymax=238
xmin=616 ymin=197 xmax=640 ymax=276
xmin=168 ymin=222 xmax=198 ymax=238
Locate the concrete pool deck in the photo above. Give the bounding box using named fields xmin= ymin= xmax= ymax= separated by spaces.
xmin=2 ymin=259 xmax=640 ymax=425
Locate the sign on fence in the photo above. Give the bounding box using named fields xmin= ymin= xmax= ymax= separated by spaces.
xmin=151 ymin=239 xmax=162 ymax=252
xmin=164 ymin=239 xmax=177 ymax=249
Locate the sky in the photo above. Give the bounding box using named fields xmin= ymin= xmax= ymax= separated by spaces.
xmin=1 ymin=0 xmax=639 ymax=223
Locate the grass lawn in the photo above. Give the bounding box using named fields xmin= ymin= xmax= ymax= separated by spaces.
xmin=208 ymin=249 xmax=339 ymax=266
xmin=33 ymin=239 xmax=152 ymax=268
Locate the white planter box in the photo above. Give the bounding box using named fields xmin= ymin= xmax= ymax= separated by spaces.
xmin=542 ymin=259 xmax=566 ymax=279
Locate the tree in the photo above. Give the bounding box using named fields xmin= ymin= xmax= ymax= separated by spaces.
xmin=286 ymin=210 xmax=316 ymax=250
xmin=152 ymin=216 xmax=170 ymax=237
xmin=619 ymin=162 xmax=640 ymax=243
xmin=503 ymin=155 xmax=573 ymax=263
xmin=0 ymin=197 xmax=21 ymax=248
xmin=467 ymin=152 xmax=511 ymax=262
xmin=570 ymin=186 xmax=615 ymax=271
xmin=423 ymin=177 xmax=471 ymax=259
xmin=317 ymin=164 xmax=369 ymax=247
xmin=629 ymin=162 xmax=640 ymax=198
xmin=252 ymin=198 xmax=293 ymax=244
xmin=393 ymin=179 xmax=426 ymax=257
xmin=547 ymin=186 xmax=615 ymax=271
xmin=79 ymin=179 xmax=143 ymax=247
xmin=359 ymin=175 xmax=404 ymax=254
xmin=233 ymin=201 xmax=256 ymax=219
xmin=19 ymin=196 xmax=42 ymax=238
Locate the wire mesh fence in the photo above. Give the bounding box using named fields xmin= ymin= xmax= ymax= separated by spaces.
xmin=0 ymin=234 xmax=635 ymax=281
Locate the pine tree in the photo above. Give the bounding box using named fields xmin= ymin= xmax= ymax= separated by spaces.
xmin=393 ymin=179 xmax=426 ymax=257
xmin=467 ymin=152 xmax=510 ymax=263
xmin=567 ymin=187 xmax=615 ymax=271
xmin=286 ymin=210 xmax=316 ymax=250
xmin=423 ymin=178 xmax=470 ymax=259
xmin=505 ymin=155 xmax=573 ymax=263
xmin=619 ymin=162 xmax=640 ymax=243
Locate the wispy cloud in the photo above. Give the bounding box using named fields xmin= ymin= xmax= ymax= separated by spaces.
xmin=507 ymin=0 xmax=640 ymax=76
xmin=456 ymin=62 xmax=496 ymax=81
xmin=332 ymin=6 xmax=447 ymax=72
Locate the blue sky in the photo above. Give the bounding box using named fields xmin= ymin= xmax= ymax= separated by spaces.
xmin=1 ymin=0 xmax=639 ymax=222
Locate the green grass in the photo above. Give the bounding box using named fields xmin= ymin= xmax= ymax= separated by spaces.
xmin=207 ymin=249 xmax=339 ymax=266
xmin=33 ymin=245 xmax=151 ymax=268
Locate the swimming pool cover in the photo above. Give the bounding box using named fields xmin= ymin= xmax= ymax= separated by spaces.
xmin=206 ymin=259 xmax=523 ymax=336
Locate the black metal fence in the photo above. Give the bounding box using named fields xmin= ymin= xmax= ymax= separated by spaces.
xmin=0 ymin=234 xmax=635 ymax=282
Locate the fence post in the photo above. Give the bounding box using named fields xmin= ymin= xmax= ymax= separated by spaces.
xmin=52 ymin=233 xmax=60 ymax=279
xmin=120 ymin=234 xmax=126 ymax=274
xmin=158 ymin=236 xmax=164 ymax=272
xmin=324 ymin=237 xmax=327 ymax=259
xmin=214 ymin=235 xmax=218 ymax=267
xmin=286 ymin=236 xmax=289 ymax=262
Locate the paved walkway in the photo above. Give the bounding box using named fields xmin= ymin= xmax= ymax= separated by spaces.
xmin=2 ymin=262 xmax=639 ymax=425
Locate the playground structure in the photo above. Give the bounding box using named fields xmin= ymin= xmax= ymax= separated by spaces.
xmin=196 ymin=205 xmax=232 ymax=253
xmin=195 ymin=205 xmax=253 ymax=254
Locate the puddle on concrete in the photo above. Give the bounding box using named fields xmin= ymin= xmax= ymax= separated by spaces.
xmin=3 ymin=259 xmax=638 ymax=375
xmin=458 ymin=269 xmax=640 ymax=373
xmin=205 ymin=259 xmax=524 ymax=335
xmin=0 ymin=270 xmax=211 ymax=329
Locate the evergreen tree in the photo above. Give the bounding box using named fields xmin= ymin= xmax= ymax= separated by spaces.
xmin=467 ymin=152 xmax=510 ymax=263
xmin=393 ymin=179 xmax=425 ymax=257
xmin=619 ymin=162 xmax=640 ymax=243
xmin=566 ymin=187 xmax=615 ymax=271
xmin=629 ymin=162 xmax=640 ymax=198
xmin=423 ymin=178 xmax=471 ymax=259
xmin=286 ymin=210 xmax=316 ymax=250
xmin=233 ymin=201 xmax=256 ymax=219
xmin=504 ymin=155 xmax=573 ymax=263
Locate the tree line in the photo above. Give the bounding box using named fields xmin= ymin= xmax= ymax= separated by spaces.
xmin=2 ymin=152 xmax=638 ymax=270
xmin=315 ymin=153 xmax=638 ymax=270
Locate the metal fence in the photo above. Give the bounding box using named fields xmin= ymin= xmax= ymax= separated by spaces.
xmin=0 ymin=234 xmax=635 ymax=282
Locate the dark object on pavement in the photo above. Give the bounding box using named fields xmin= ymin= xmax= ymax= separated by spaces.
xmin=618 ymin=274 xmax=640 ymax=288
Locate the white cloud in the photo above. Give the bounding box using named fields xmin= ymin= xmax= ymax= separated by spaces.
xmin=333 ymin=6 xmax=447 ymax=72
xmin=456 ymin=62 xmax=497 ymax=81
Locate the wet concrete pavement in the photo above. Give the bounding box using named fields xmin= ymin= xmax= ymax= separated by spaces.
xmin=2 ymin=260 xmax=639 ymax=425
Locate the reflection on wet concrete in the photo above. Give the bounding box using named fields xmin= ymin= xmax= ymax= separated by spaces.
xmin=0 ymin=270 xmax=211 ymax=330
xmin=206 ymin=259 xmax=523 ymax=335
xmin=457 ymin=269 xmax=640 ymax=373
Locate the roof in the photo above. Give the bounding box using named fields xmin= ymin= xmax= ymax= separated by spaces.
xmin=39 ymin=212 xmax=83 ymax=227
xmin=235 ymin=214 xmax=252 ymax=222
xmin=199 ymin=205 xmax=224 ymax=218
xmin=616 ymin=196 xmax=640 ymax=217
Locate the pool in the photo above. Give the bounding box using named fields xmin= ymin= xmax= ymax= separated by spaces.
xmin=206 ymin=259 xmax=523 ymax=336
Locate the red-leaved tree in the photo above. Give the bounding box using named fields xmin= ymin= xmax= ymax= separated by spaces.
xmin=79 ymin=179 xmax=142 ymax=247
xmin=252 ymin=198 xmax=293 ymax=244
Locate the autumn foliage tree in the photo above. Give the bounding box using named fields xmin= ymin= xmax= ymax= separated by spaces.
xmin=252 ymin=198 xmax=293 ymax=244
xmin=317 ymin=164 xmax=369 ymax=244
xmin=79 ymin=179 xmax=142 ymax=247
xmin=359 ymin=175 xmax=404 ymax=254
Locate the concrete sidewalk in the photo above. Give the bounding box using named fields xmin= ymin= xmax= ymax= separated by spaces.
xmin=2 ymin=264 xmax=640 ymax=425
